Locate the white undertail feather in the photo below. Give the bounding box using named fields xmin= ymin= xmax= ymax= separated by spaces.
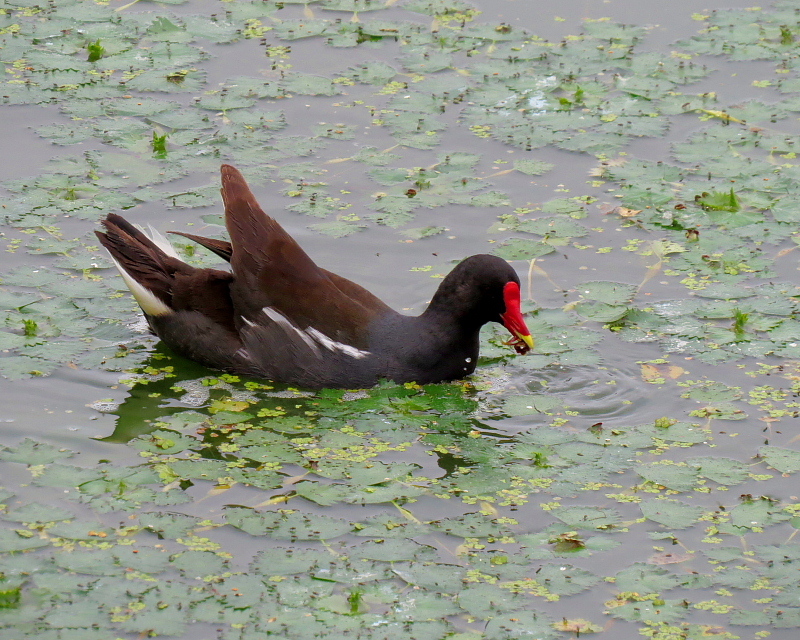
xmin=138 ymin=224 xmax=181 ymax=259
xmin=108 ymin=256 xmax=172 ymax=317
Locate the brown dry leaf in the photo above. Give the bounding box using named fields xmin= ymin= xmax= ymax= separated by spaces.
xmin=598 ymin=203 xmax=641 ymax=217
xmin=641 ymin=364 xmax=662 ymax=382
xmin=642 ymin=363 xmax=687 ymax=382
xmin=665 ymin=365 xmax=687 ymax=379
xmin=698 ymin=625 xmax=733 ymax=636
xmin=596 ymin=202 xmax=616 ymax=215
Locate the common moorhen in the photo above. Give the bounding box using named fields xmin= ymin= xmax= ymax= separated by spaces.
xmin=96 ymin=165 xmax=533 ymax=389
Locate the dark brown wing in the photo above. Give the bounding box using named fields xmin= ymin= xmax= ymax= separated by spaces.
xmin=168 ymin=230 xmax=389 ymax=319
xmin=218 ymin=165 xmax=392 ymax=348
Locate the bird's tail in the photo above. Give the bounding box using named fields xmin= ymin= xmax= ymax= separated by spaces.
xmin=95 ymin=213 xmax=190 ymax=317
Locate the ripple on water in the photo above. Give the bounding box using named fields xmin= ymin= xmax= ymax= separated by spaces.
xmin=525 ymin=362 xmax=653 ymax=421
xmin=480 ymin=348 xmax=660 ymax=433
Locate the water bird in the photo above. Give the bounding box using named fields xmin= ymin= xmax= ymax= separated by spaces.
xmin=96 ymin=165 xmax=533 ymax=388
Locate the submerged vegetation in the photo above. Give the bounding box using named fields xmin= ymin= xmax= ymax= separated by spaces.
xmin=2 ymin=0 xmax=800 ymax=638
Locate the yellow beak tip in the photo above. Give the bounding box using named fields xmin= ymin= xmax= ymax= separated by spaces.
xmin=519 ymin=333 xmax=534 ymax=350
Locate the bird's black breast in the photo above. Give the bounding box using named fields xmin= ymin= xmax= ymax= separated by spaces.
xmin=365 ymin=314 xmax=481 ymax=385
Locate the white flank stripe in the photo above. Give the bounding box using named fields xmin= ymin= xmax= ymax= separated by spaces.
xmin=262 ymin=307 xmax=320 ymax=354
xmin=109 ymin=256 xmax=172 ymax=317
xmin=306 ymin=327 xmax=370 ymax=359
xmin=258 ymin=307 xmax=370 ymax=359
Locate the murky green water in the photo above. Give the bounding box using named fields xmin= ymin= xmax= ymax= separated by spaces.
xmin=3 ymin=0 xmax=800 ymax=639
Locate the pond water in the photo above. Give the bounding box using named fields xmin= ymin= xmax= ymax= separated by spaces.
xmin=3 ymin=0 xmax=800 ymax=639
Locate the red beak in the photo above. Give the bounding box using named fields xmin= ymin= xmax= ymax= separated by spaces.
xmin=500 ymin=281 xmax=534 ymax=354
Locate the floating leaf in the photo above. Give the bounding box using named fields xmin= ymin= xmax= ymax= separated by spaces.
xmin=0 ymin=438 xmax=73 ymax=465
xmin=513 ymin=159 xmax=555 ymax=176
xmin=503 ymin=394 xmax=564 ymax=416
xmin=578 ymin=281 xmax=637 ymax=305
xmin=636 ymin=462 xmax=696 ymax=491
xmin=549 ymin=506 xmax=621 ymax=530
xmin=758 ymin=446 xmax=800 ymax=474
xmin=226 ymin=507 xmax=352 ymax=540
xmin=344 ymin=61 xmax=397 ymax=84
xmin=494 ymin=238 xmax=555 ymax=260
xmin=3 ymin=502 xmax=73 ymax=524
xmin=517 ymin=216 xmax=588 ymax=239
xmin=284 ymin=73 xmax=342 ymax=96
xmin=640 ymin=499 xmax=704 ymax=528
xmin=687 ymin=456 xmax=749 ymax=486
xmin=484 ymin=609 xmax=558 ymax=640
xmin=608 ymin=597 xmax=689 ymax=624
